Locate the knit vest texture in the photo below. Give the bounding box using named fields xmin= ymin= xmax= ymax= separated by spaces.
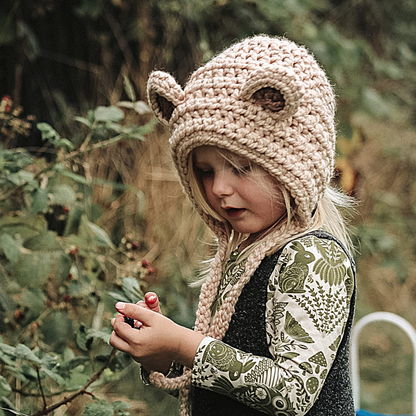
xmin=191 ymin=231 xmax=356 ymax=416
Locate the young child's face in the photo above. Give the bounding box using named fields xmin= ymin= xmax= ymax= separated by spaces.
xmin=193 ymin=146 xmax=286 ymax=238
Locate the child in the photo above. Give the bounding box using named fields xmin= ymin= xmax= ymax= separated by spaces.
xmin=110 ymin=35 xmax=356 ymax=416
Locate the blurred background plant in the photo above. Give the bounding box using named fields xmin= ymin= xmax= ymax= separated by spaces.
xmin=0 ymin=0 xmax=416 ymax=414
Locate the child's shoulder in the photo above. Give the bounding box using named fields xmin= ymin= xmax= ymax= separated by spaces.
xmin=284 ymin=231 xmax=347 ymax=256
xmin=278 ymin=231 xmax=352 ymax=269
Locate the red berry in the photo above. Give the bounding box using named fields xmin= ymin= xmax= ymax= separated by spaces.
xmin=141 ymin=259 xmax=150 ymax=268
xmin=132 ymin=241 xmax=140 ymax=250
xmin=69 ymin=247 xmax=79 ymax=256
xmin=14 ymin=310 xmax=25 ymax=321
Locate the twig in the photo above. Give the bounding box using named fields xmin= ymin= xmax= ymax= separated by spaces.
xmin=30 ymin=348 xmax=117 ymax=416
xmin=35 ymin=367 xmax=47 ymax=410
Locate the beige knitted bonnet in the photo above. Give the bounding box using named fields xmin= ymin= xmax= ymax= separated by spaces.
xmin=147 ymin=34 xmax=336 ymax=234
xmin=146 ymin=35 xmax=336 ymax=415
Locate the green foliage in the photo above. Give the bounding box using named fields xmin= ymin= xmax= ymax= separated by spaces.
xmin=0 ymin=98 xmax=155 ymax=415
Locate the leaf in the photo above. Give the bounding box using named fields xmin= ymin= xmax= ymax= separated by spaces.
xmin=85 ymin=220 xmax=115 ymax=248
xmin=14 ymin=252 xmax=51 ymax=287
xmin=40 ymin=311 xmax=73 ymax=353
xmin=122 ymin=74 xmax=136 ymax=102
xmin=88 ymin=328 xmax=111 ymax=344
xmin=37 ymin=123 xmax=74 ymax=150
xmin=0 ymin=290 xmax=15 ymax=313
xmin=53 ymin=251 xmax=72 ymax=284
xmin=19 ymin=288 xmax=46 ymax=325
xmin=94 ymin=106 xmax=124 ymax=123
xmin=83 ymin=400 xmax=114 ymax=416
xmin=76 ymin=324 xmax=93 ymax=352
xmin=31 ymin=187 xmax=49 ymax=213
xmin=60 ymin=171 xmax=91 ymax=186
xmin=50 ymin=184 xmax=76 ymax=205
xmin=117 ymin=100 xmax=152 ymax=115
xmin=112 ymin=401 xmax=131 ymax=411
xmin=40 ymin=367 xmax=66 ymax=386
xmin=0 ymin=375 xmax=12 ymax=396
xmin=23 ymin=231 xmax=58 ymax=250
xmin=0 ymin=215 xmax=47 ymax=241
xmin=15 ymin=344 xmax=41 ymax=365
xmin=6 ymin=171 xmax=35 ymax=186
xmin=0 ymin=232 xmax=20 ymax=263
xmin=74 ymin=116 xmax=92 ymax=128
xmin=121 ymin=277 xmax=144 ymax=303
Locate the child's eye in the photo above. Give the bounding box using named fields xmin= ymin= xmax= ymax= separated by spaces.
xmin=199 ymin=169 xmax=214 ymax=178
xmin=233 ymin=165 xmax=252 ymax=176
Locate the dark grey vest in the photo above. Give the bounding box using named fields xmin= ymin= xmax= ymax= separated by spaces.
xmin=191 ymin=231 xmax=356 ymax=415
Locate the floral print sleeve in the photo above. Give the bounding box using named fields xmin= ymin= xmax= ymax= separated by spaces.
xmin=191 ymin=235 xmax=355 ymax=415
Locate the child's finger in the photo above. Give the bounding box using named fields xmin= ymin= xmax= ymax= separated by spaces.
xmin=115 ymin=302 xmax=156 ymax=325
xmin=144 ymin=292 xmax=162 ymax=313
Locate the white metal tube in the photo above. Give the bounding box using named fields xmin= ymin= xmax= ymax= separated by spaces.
xmin=351 ymin=311 xmax=416 ymax=415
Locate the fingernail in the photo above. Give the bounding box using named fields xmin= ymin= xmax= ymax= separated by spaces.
xmin=147 ymin=295 xmax=157 ymax=304
xmin=115 ymin=302 xmax=126 ymax=311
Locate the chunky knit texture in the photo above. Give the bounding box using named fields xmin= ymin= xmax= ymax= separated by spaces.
xmin=146 ymin=35 xmax=339 ymax=415
xmin=148 ymin=35 xmax=336 ymax=229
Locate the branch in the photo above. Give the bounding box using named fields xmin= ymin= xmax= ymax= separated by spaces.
xmin=35 ymin=367 xmax=47 ymax=410
xmin=30 ymin=348 xmax=117 ymax=416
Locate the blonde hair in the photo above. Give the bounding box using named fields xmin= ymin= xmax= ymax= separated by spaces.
xmin=188 ymin=146 xmax=355 ymax=279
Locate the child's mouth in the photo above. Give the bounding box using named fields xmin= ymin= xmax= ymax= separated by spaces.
xmin=224 ymin=208 xmax=246 ymax=218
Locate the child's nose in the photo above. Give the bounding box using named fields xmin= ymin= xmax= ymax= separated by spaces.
xmin=212 ymin=172 xmax=233 ymax=197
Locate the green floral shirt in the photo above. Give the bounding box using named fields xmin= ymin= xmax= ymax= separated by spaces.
xmin=191 ymin=234 xmax=355 ymax=415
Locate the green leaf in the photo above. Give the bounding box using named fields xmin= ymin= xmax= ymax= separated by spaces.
xmin=6 ymin=171 xmax=35 ymax=186
xmin=59 ymin=171 xmax=91 ymax=186
xmin=88 ymin=329 xmax=111 ymax=344
xmin=14 ymin=252 xmax=51 ymax=287
xmin=122 ymin=74 xmax=136 ymax=102
xmin=121 ymin=277 xmax=144 ymax=304
xmin=0 ymin=375 xmax=12 ymax=396
xmin=31 ymin=187 xmax=49 ymax=213
xmin=53 ymin=251 xmax=72 ymax=284
xmin=40 ymin=311 xmax=73 ymax=353
xmin=0 ymin=232 xmax=20 ymax=263
xmin=94 ymin=106 xmax=124 ymax=123
xmin=112 ymin=401 xmax=131 ymax=411
xmin=19 ymin=288 xmax=46 ymax=325
xmin=50 ymin=184 xmax=76 ymax=205
xmin=76 ymin=324 xmax=93 ymax=352
xmin=74 ymin=116 xmax=92 ymax=128
xmin=23 ymin=231 xmax=58 ymax=250
xmin=15 ymin=344 xmax=41 ymax=365
xmin=85 ymin=220 xmax=115 ymax=248
xmin=0 ymin=215 xmax=47 ymax=241
xmin=37 ymin=123 xmax=74 ymax=150
xmin=83 ymin=399 xmax=114 ymax=416
xmin=40 ymin=367 xmax=66 ymax=386
xmin=0 ymin=290 xmax=15 ymax=313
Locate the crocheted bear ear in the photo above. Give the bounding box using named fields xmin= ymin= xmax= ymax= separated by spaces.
xmin=240 ymin=65 xmax=305 ymax=119
xmin=147 ymin=71 xmax=185 ymax=125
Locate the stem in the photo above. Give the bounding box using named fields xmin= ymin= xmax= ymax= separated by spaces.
xmin=30 ymin=348 xmax=117 ymax=416
xmin=35 ymin=367 xmax=47 ymax=410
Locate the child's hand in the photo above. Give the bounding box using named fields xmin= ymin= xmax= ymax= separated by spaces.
xmin=110 ymin=302 xmax=204 ymax=372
